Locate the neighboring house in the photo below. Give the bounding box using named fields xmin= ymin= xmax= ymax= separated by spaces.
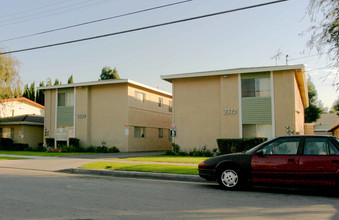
xmin=313 ymin=113 xmax=339 ymax=135
xmin=0 ymin=98 xmax=45 ymax=148
xmin=328 ymin=121 xmax=339 ymax=138
xmin=161 ymin=64 xmax=309 ymax=150
xmin=0 ymin=115 xmax=44 ymax=147
xmin=0 ymin=97 xmax=45 ymax=117
xmin=39 ymin=79 xmax=172 ymax=152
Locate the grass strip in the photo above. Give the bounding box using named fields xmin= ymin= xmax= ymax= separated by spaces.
xmin=0 ymin=157 xmax=30 ymax=160
xmin=0 ymin=150 xmax=100 ymax=157
xmin=80 ymin=161 xmax=199 ymax=175
xmin=120 ymin=156 xmax=210 ymax=164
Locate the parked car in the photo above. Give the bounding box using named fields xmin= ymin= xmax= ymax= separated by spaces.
xmin=198 ymin=135 xmax=339 ymax=190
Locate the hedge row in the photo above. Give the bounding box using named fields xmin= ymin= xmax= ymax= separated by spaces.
xmin=217 ymin=137 xmax=267 ymax=154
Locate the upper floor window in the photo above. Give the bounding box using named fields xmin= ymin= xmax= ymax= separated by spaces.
xmin=242 ymin=78 xmax=270 ymax=98
xmin=135 ymin=91 xmax=145 ymax=103
xmin=169 ymin=100 xmax=172 ymax=112
xmin=58 ymin=92 xmax=74 ymax=107
xmin=159 ymin=97 xmax=163 ymax=107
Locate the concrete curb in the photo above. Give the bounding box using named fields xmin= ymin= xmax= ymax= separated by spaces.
xmin=57 ymin=168 xmax=207 ymax=183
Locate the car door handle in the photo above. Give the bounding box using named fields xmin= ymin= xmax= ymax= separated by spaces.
xmin=288 ymin=159 xmax=295 ymax=162
xmin=331 ymin=160 xmax=339 ymax=163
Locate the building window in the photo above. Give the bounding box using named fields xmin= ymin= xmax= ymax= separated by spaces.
xmin=135 ymin=91 xmax=145 ymax=102
xmin=169 ymin=100 xmax=172 ymax=112
xmin=134 ymin=126 xmax=145 ymax=138
xmin=243 ymin=124 xmax=272 ymax=139
xmin=58 ymin=93 xmax=66 ymax=107
xmin=159 ymin=97 xmax=163 ymax=107
xmin=159 ymin=128 xmax=163 ymax=138
xmin=242 ymin=78 xmax=270 ymax=98
xmin=168 ymin=129 xmax=172 ymax=142
xmin=58 ymin=92 xmax=74 ymax=107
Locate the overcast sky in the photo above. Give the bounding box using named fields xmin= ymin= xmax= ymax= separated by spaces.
xmin=1 ymin=0 xmax=337 ymax=108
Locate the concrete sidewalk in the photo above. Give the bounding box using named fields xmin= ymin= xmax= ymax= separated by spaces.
xmin=0 ymin=153 xmax=206 ymax=183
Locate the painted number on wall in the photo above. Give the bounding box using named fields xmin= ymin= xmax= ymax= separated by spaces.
xmin=78 ymin=114 xmax=87 ymax=119
xmin=224 ymin=109 xmax=237 ymax=115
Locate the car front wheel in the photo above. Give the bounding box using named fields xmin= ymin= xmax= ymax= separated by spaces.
xmin=217 ymin=168 xmax=242 ymax=190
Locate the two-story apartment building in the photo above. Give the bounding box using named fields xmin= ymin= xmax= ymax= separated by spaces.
xmin=161 ymin=65 xmax=309 ymax=150
xmin=39 ymin=79 xmax=172 ymax=152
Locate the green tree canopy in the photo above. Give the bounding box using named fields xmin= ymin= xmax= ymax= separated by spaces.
xmin=36 ymin=81 xmax=45 ymax=106
xmin=0 ymin=51 xmax=21 ymax=99
xmin=305 ymin=78 xmax=324 ymax=122
xmin=99 ymin=66 xmax=120 ymax=80
xmin=332 ymin=98 xmax=339 ymax=116
xmin=68 ymin=75 xmax=74 ymax=84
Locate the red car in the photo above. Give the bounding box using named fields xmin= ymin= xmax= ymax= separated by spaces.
xmin=198 ymin=135 xmax=339 ymax=190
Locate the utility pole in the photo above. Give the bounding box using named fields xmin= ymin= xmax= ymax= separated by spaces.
xmin=286 ymin=54 xmax=289 ymax=65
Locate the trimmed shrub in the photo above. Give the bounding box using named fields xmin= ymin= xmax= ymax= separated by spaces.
xmin=69 ymin=138 xmax=80 ymax=148
xmin=12 ymin=143 xmax=29 ymax=151
xmin=189 ymin=146 xmax=214 ymax=157
xmin=108 ymin=146 xmax=120 ymax=153
xmin=0 ymin=138 xmax=14 ymax=150
xmin=217 ymin=137 xmax=267 ymax=155
xmin=45 ymin=138 xmax=55 ymax=148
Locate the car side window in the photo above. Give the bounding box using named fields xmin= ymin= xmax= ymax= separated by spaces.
xmin=303 ymin=138 xmax=336 ymax=155
xmin=329 ymin=141 xmax=339 ymax=155
xmin=262 ymin=138 xmax=300 ymax=155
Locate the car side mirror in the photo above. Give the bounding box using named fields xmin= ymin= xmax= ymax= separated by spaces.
xmin=256 ymin=150 xmax=264 ymax=157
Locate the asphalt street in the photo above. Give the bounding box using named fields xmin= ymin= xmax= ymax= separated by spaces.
xmin=1 ymin=168 xmax=339 ymax=220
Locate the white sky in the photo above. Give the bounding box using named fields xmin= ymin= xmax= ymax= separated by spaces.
xmin=1 ymin=0 xmax=338 ymax=108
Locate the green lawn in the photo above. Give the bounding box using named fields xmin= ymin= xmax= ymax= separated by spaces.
xmin=0 ymin=156 xmax=30 ymax=160
xmin=120 ymin=155 xmax=210 ymax=164
xmin=80 ymin=161 xmax=199 ymax=175
xmin=0 ymin=150 xmax=97 ymax=157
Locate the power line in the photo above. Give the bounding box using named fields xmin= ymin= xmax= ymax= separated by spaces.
xmin=0 ymin=0 xmax=289 ymax=55
xmin=288 ymin=53 xmax=323 ymax=61
xmin=0 ymin=0 xmax=72 ymax=19
xmin=0 ymin=0 xmax=193 ymax=42
xmin=0 ymin=0 xmax=110 ymax=27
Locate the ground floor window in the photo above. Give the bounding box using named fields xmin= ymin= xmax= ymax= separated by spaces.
xmin=243 ymin=124 xmax=272 ymax=139
xmin=134 ymin=126 xmax=146 ymax=138
xmin=0 ymin=127 xmax=14 ymax=139
xmin=158 ymin=128 xmax=163 ymax=138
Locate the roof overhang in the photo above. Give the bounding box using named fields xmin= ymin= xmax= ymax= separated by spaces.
xmin=0 ymin=122 xmax=43 ymax=126
xmin=38 ymin=79 xmax=172 ymax=97
xmin=328 ymin=121 xmax=339 ymax=132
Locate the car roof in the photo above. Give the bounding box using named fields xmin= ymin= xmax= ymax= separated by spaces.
xmin=276 ymin=135 xmax=335 ymax=138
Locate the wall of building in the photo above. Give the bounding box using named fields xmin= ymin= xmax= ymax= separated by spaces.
xmin=127 ymin=84 xmax=172 ymax=151
xmin=0 ymin=124 xmax=43 ymax=147
xmin=294 ymin=72 xmax=305 ymax=134
xmin=220 ymin=74 xmax=240 ymax=138
xmin=172 ymin=76 xmax=222 ymax=150
xmin=44 ymin=90 xmax=57 ymax=140
xmin=22 ymin=125 xmax=43 ymax=147
xmin=0 ymin=100 xmax=44 ymax=118
xmin=273 ymin=70 xmax=296 ymax=136
xmin=75 ymin=87 xmax=89 ymax=147
xmin=86 ymin=84 xmax=129 ymax=151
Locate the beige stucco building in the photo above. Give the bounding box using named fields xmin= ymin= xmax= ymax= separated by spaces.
xmin=39 ymin=79 xmax=172 ymax=152
xmin=0 ymin=98 xmax=45 ymax=147
xmin=161 ymin=65 xmax=309 ymax=150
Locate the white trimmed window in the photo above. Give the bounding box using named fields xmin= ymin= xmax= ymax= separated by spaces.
xmin=243 ymin=124 xmax=272 ymax=139
xmin=135 ymin=91 xmax=145 ymax=102
xmin=134 ymin=126 xmax=145 ymax=138
xmin=242 ymin=78 xmax=270 ymax=97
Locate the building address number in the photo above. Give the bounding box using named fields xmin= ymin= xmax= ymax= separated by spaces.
xmin=224 ymin=109 xmax=237 ymax=115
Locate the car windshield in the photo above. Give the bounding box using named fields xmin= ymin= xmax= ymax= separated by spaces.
xmin=335 ymin=137 xmax=339 ymax=143
xmin=245 ymin=140 xmax=269 ymax=154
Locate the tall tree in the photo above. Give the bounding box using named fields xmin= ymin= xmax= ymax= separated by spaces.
xmin=36 ymin=82 xmax=45 ymax=106
xmin=22 ymin=84 xmax=30 ymax=99
xmin=46 ymin=78 xmax=52 ymax=86
xmin=29 ymin=82 xmax=35 ymax=102
xmin=305 ymin=0 xmax=339 ymax=85
xmin=68 ymin=75 xmax=74 ymax=84
xmin=99 ymin=66 xmax=120 ymax=80
xmin=305 ymin=78 xmax=323 ymax=122
xmin=0 ymin=51 xmax=21 ymax=99
xmin=54 ymin=79 xmax=61 ymax=85
xmin=332 ymin=98 xmax=339 ymax=116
